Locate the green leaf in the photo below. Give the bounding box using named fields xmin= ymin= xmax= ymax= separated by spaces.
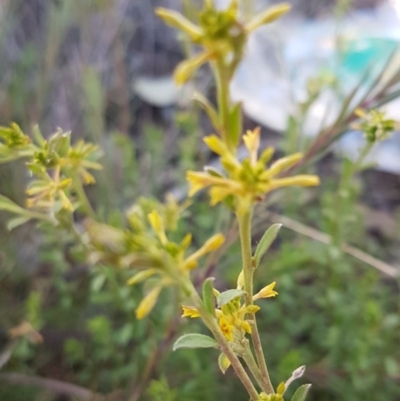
xmin=228 ymin=102 xmax=242 ymax=149
xmin=291 ymin=384 xmax=311 ymax=401
xmin=173 ymin=333 xmax=218 ymax=351
xmin=217 ymin=289 xmax=246 ymax=307
xmin=202 ymin=277 xmax=216 ymax=316
xmin=6 ymin=215 xmax=32 ymax=231
xmin=254 ymin=223 xmax=282 ymax=267
xmin=0 ymin=195 xmax=27 ymax=215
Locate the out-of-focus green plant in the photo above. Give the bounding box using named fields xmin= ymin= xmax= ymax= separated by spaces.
xmin=1 ymin=1 xmax=399 ymax=401
xmin=0 ymin=2 xmax=320 ymax=400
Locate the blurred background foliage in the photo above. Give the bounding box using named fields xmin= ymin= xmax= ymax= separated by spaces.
xmin=0 ymin=0 xmax=400 ymax=401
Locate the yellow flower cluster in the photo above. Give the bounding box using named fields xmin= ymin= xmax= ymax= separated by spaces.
xmin=187 ymin=128 xmax=320 ymax=214
xmin=122 ymin=206 xmax=225 ymax=319
xmin=182 ymin=281 xmax=278 ymax=343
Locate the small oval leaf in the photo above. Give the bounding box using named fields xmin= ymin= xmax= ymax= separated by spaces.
xmin=254 ymin=224 xmax=282 ymax=267
xmin=173 ymin=333 xmax=218 ymax=351
xmin=291 ymin=384 xmax=311 ymax=401
xmin=217 ymin=289 xmax=246 ymax=307
xmin=202 ymin=277 xmax=216 ymax=316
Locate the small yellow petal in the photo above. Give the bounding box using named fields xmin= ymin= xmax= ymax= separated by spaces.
xmin=173 ymin=52 xmax=211 ymax=85
xmin=186 ymin=171 xmax=213 ymax=196
xmin=202 ymin=233 xmax=225 ymax=252
xmin=148 ymin=210 xmax=168 ymax=244
xmin=253 ymin=281 xmax=278 ymax=301
xmin=180 ymin=233 xmax=192 ymax=250
xmin=277 ymin=382 xmax=286 ymax=395
xmin=203 ymin=135 xmax=228 ymax=156
xmin=246 ymin=3 xmax=291 ymax=32
xmin=241 ymin=320 xmax=252 ymax=334
xmin=267 ymin=175 xmax=320 ymax=191
xmin=155 ymin=8 xmax=203 ymax=41
xmin=136 ymin=287 xmax=162 ymax=319
xmin=183 ymin=233 xmax=225 ymax=270
xmin=244 ymin=305 xmax=260 ymax=314
xmin=243 ymin=127 xmax=260 ymax=165
xmin=181 ymin=305 xmax=201 ymax=318
xmin=127 ymin=269 xmax=158 ymax=286
xmin=266 ymin=153 xmax=303 ymax=178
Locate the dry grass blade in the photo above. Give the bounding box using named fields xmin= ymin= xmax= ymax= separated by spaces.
xmin=269 ymin=213 xmax=399 ymax=278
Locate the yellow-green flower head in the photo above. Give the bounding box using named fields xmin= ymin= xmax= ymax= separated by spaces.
xmin=0 ymin=123 xmax=31 ymax=148
xmin=62 ymin=140 xmax=102 ymax=185
xmin=354 ymin=108 xmax=397 ymax=143
xmin=181 ymin=296 xmax=259 ymax=343
xmin=123 ymin=207 xmax=225 ymax=320
xmin=26 ymin=167 xmax=73 ymax=212
xmin=156 ymin=2 xmax=291 ymax=85
xmin=187 ymin=128 xmax=320 ymax=214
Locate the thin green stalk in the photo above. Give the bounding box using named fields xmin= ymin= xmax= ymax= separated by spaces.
xmin=71 ymin=173 xmax=96 ymax=219
xmin=188 ymin=286 xmax=259 ymax=401
xmin=238 ymin=209 xmax=274 ymax=395
xmin=243 ymin=341 xmax=263 ymax=389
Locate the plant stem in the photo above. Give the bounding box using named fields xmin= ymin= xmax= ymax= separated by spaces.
xmin=238 ymin=209 xmax=274 ymax=395
xmin=214 ymin=61 xmax=232 ymax=150
xmin=242 ymin=341 xmax=263 ymax=389
xmin=71 ymin=173 xmax=96 ymax=219
xmin=188 ymin=287 xmax=259 ymax=401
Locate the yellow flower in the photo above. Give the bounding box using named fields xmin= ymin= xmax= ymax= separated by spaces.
xmin=218 ymin=315 xmax=235 ymax=342
xmin=62 ymin=140 xmax=102 ymax=185
xmin=26 ymin=172 xmax=73 ymax=212
xmin=183 ymin=233 xmax=225 ymax=270
xmin=181 ymin=290 xmax=259 ymax=343
xmin=253 ymin=282 xmax=278 ymax=301
xmin=182 ymin=305 xmax=201 ymax=318
xmin=125 ymin=206 xmax=226 ymax=320
xmin=186 ymin=128 xmax=320 ymax=212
